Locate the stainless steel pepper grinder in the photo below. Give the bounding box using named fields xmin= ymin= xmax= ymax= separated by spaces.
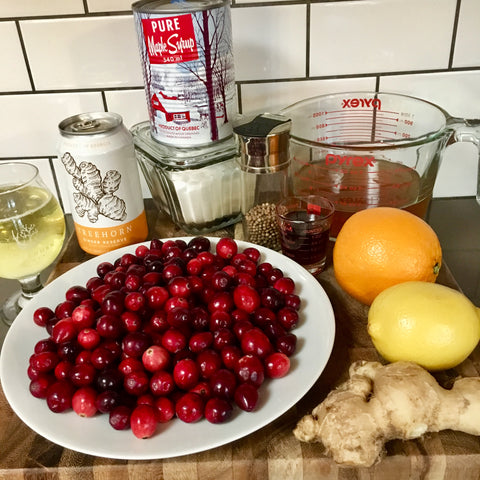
xmin=234 ymin=113 xmax=292 ymax=250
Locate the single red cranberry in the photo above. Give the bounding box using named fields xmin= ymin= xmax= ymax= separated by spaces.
xmin=243 ymin=247 xmax=261 ymax=263
xmin=149 ymin=370 xmax=175 ymax=397
xmin=69 ymin=363 xmax=96 ymax=387
xmin=168 ymin=276 xmax=192 ymax=298
xmin=216 ymin=237 xmax=238 ymax=260
xmin=155 ymin=397 xmax=175 ymax=423
xmin=196 ymin=349 xmax=222 ymax=379
xmin=96 ymin=314 xmax=124 ymax=339
xmin=33 ymin=306 xmax=55 ymax=327
xmin=72 ymin=387 xmax=98 ymax=418
xmin=109 ymin=405 xmax=132 ymax=430
xmin=209 ymin=368 xmax=237 ymax=400
xmin=145 ymin=286 xmax=169 ymax=309
xmin=34 ymin=338 xmax=56 ymax=354
xmin=161 ymin=328 xmax=187 ymax=354
xmin=124 ymin=370 xmax=150 ymax=396
xmin=273 ymin=277 xmax=295 ymax=295
xmin=51 ymin=318 xmax=76 ymax=344
xmin=122 ymin=331 xmax=151 ymax=357
xmin=220 ymin=345 xmax=242 ymax=370
xmin=240 ymin=328 xmax=273 ymax=359
xmin=204 ymin=397 xmax=233 ymax=424
xmin=90 ymin=346 xmax=116 ymax=370
xmin=66 ymin=285 xmax=90 ymax=304
xmin=142 ymin=345 xmax=170 ymax=372
xmin=71 ymin=304 xmax=96 ymax=330
xmin=265 ymin=352 xmax=290 ymax=378
xmin=96 ymin=368 xmax=123 ymax=391
xmin=234 ymin=383 xmax=259 ymax=412
xmin=46 ymin=381 xmax=74 ymax=413
xmin=235 ymin=354 xmax=265 ymax=387
xmin=29 ymin=374 xmax=55 ymax=399
xmin=187 ymin=236 xmax=211 ymax=253
xmin=55 ymin=300 xmax=76 ymax=320
xmin=175 ymin=392 xmax=204 ymax=423
xmin=97 ymin=261 xmax=114 ymax=278
xmin=173 ymin=358 xmax=200 ymax=391
xmin=277 ymin=306 xmax=299 ymax=330
xmin=188 ymin=331 xmax=213 ymax=353
xmin=276 ymin=333 xmax=297 ymax=357
xmin=233 ymin=285 xmax=260 ymax=314
xmin=131 ymin=404 xmax=158 ymax=439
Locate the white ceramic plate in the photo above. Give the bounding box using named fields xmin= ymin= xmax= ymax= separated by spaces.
xmin=0 ymin=237 xmax=335 ymax=460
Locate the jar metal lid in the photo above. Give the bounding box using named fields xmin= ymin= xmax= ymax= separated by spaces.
xmin=234 ymin=113 xmax=291 ymax=173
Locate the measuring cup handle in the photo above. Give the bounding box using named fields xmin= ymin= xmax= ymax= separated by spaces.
xmin=447 ymin=117 xmax=480 ymax=205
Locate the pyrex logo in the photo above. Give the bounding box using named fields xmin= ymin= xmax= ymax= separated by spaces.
xmin=342 ymin=98 xmax=382 ymax=109
xmin=325 ymin=154 xmax=375 ymax=167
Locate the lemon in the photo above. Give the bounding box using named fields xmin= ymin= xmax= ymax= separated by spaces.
xmin=367 ymin=281 xmax=480 ymax=371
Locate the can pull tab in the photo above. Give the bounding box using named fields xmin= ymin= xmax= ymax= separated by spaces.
xmin=234 ymin=113 xmax=291 ymax=172
xmin=71 ymin=119 xmax=101 ymax=132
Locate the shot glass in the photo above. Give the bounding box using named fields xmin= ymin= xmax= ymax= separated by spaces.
xmin=276 ymin=195 xmax=335 ymax=275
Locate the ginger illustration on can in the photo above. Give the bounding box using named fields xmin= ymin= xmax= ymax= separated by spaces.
xmin=61 ymin=153 xmax=127 ymax=223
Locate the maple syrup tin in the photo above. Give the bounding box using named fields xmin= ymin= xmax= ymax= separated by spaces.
xmin=58 ymin=112 xmax=148 ymax=255
xmin=132 ymin=0 xmax=237 ymax=147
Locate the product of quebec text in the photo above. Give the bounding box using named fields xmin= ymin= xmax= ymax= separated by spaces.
xmin=132 ymin=0 xmax=237 ymax=147
xmin=58 ymin=112 xmax=148 ymax=255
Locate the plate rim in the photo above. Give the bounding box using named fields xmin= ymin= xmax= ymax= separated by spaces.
xmin=0 ymin=237 xmax=335 ymax=460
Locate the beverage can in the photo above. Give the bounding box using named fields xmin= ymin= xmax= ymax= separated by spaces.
xmin=58 ymin=112 xmax=148 ymax=255
xmin=132 ymin=0 xmax=237 ymax=147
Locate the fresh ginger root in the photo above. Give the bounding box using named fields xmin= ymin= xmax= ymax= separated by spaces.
xmin=294 ymin=361 xmax=480 ymax=467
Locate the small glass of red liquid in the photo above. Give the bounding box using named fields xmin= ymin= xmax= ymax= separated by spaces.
xmin=276 ymin=195 xmax=335 ymax=276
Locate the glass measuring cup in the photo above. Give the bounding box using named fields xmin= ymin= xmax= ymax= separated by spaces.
xmin=281 ymin=92 xmax=480 ymax=237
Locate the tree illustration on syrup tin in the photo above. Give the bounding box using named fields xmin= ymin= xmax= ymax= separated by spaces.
xmin=178 ymin=6 xmax=234 ymax=141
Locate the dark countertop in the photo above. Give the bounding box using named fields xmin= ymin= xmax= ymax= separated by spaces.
xmin=426 ymin=196 xmax=480 ymax=305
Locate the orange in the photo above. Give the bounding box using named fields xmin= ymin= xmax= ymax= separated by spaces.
xmin=333 ymin=207 xmax=442 ymax=305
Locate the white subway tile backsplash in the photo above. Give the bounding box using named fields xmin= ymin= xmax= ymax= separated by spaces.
xmin=87 ymin=0 xmax=134 ymax=13
xmin=453 ymin=0 xmax=480 ymax=67
xmin=0 ymin=22 xmax=31 ymax=92
xmin=104 ymin=89 xmax=150 ymax=129
xmin=240 ymin=77 xmax=377 ymax=116
xmin=0 ymin=92 xmax=104 ymax=157
xmin=310 ymin=0 xmax=456 ymax=76
xmin=379 ymin=70 xmax=480 ymax=118
xmin=0 ymin=0 xmax=84 ymax=18
xmin=232 ymin=5 xmax=306 ymax=81
xmin=20 ymin=16 xmax=143 ymax=90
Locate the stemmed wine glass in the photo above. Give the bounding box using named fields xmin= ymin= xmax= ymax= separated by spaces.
xmin=0 ymin=162 xmax=66 ymax=325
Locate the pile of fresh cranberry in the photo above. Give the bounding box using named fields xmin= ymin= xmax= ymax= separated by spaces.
xmin=27 ymin=237 xmax=300 ymax=439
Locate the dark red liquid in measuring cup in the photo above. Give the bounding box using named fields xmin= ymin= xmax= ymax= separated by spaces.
xmin=278 ymin=211 xmax=330 ymax=265
xmin=293 ymin=158 xmax=432 ymax=237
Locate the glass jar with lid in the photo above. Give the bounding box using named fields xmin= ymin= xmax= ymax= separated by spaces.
xmin=131 ymin=121 xmax=242 ymax=234
xmin=234 ymin=113 xmax=292 ymax=250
